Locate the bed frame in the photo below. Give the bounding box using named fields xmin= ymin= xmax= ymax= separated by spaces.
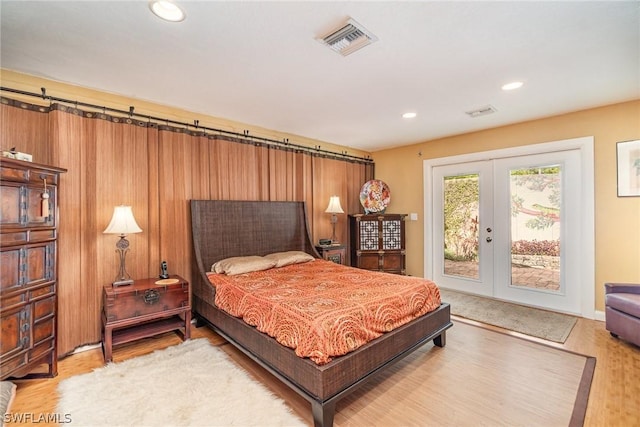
xmin=190 ymin=200 xmax=452 ymax=427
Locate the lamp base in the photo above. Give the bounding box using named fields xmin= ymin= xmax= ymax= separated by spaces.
xmin=112 ymin=236 xmax=134 ymax=287
xmin=112 ymin=278 xmax=134 ymax=287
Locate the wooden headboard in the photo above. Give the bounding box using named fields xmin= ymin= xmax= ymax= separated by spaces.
xmin=190 ymin=200 xmax=319 ymax=284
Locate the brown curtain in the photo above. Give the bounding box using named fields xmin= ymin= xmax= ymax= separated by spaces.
xmin=0 ymin=98 xmax=374 ymax=355
xmin=0 ymin=99 xmax=51 ymax=163
xmin=49 ymin=107 xmax=96 ymax=350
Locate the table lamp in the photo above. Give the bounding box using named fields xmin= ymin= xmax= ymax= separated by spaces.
xmin=104 ymin=205 xmax=142 ymax=286
xmin=325 ymin=196 xmax=344 ymax=244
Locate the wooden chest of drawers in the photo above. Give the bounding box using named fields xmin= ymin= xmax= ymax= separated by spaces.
xmin=1 ymin=158 xmax=66 ymax=380
xmin=102 ymin=276 xmax=191 ymax=362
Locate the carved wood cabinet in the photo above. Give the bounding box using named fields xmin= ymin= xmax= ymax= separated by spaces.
xmin=349 ymin=213 xmax=407 ymax=275
xmin=1 ymin=158 xmax=66 ymax=379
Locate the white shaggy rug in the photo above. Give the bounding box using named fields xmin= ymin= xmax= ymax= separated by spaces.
xmin=56 ymin=339 xmax=306 ymax=427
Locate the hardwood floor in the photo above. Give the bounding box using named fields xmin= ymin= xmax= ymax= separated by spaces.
xmin=5 ymin=316 xmax=639 ymax=426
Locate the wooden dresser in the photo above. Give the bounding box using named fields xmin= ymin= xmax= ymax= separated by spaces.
xmin=349 ymin=213 xmax=407 ymax=275
xmin=0 ymin=158 xmax=66 ymax=379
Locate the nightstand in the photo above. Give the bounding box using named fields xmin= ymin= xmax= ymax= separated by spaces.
xmin=316 ymin=244 xmax=347 ymax=265
xmin=101 ymin=275 xmax=191 ymax=362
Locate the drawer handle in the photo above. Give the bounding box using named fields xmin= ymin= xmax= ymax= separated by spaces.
xmin=143 ymin=289 xmax=160 ymax=305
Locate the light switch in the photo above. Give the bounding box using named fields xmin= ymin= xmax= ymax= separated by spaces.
xmin=409 ymin=213 xmax=418 ymax=221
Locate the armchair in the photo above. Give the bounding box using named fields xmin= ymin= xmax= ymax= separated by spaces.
xmin=605 ymin=282 xmax=640 ymax=347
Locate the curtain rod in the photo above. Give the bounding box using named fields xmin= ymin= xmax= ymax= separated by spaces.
xmin=0 ymin=86 xmax=373 ymax=164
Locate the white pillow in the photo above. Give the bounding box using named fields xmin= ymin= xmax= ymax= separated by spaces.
xmin=264 ymin=251 xmax=315 ymax=268
xmin=211 ymin=256 xmax=276 ymax=275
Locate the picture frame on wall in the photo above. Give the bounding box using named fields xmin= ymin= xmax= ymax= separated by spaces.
xmin=617 ymin=139 xmax=640 ymax=197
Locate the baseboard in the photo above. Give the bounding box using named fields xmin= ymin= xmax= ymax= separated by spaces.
xmin=594 ymin=310 xmax=606 ymax=322
xmin=72 ymin=343 xmax=101 ymax=354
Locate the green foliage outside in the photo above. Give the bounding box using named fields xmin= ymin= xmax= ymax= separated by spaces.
xmin=443 ymin=167 xmax=561 ymax=261
xmin=444 ymin=175 xmax=479 ymax=261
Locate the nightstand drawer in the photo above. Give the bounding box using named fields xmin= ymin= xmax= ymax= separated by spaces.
xmin=315 ymin=244 xmax=346 ymax=265
xmin=103 ymin=279 xmax=189 ymax=323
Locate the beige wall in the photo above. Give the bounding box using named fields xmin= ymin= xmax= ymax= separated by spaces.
xmin=373 ymin=100 xmax=640 ymax=312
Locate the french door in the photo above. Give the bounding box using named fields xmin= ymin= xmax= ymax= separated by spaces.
xmin=432 ymin=161 xmax=494 ymax=297
xmin=427 ymin=139 xmax=593 ymax=316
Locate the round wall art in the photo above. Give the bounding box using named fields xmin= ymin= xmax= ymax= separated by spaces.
xmin=359 ymin=179 xmax=391 ymax=214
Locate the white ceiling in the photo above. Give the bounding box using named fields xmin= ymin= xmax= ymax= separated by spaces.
xmin=1 ymin=1 xmax=638 ymax=152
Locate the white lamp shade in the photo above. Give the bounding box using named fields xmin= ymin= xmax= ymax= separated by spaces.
xmin=325 ymin=196 xmax=344 ymax=214
xmin=103 ymin=206 xmax=142 ymax=235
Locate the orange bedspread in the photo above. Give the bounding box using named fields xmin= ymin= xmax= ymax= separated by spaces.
xmin=207 ymin=259 xmax=441 ymax=365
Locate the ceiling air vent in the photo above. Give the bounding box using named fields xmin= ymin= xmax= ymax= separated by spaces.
xmin=465 ymin=105 xmax=497 ymax=118
xmin=318 ymin=18 xmax=378 ymax=56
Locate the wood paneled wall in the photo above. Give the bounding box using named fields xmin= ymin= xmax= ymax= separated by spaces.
xmin=1 ymin=99 xmax=374 ymax=355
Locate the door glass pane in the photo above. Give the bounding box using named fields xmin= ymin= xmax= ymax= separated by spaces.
xmin=510 ymin=165 xmax=561 ymax=291
xmin=443 ymin=174 xmax=479 ymax=279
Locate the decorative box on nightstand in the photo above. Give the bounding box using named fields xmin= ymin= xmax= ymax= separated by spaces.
xmin=315 ymin=244 xmax=347 ymax=265
xmin=101 ymin=275 xmax=191 ymax=363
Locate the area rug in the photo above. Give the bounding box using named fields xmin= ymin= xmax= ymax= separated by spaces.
xmin=56 ymin=339 xmax=305 ymax=427
xmin=439 ymin=288 xmax=578 ymax=342
xmin=0 ymin=381 xmax=16 ymax=422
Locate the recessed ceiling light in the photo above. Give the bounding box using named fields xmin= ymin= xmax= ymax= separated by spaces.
xmin=149 ymin=0 xmax=186 ymax=22
xmin=502 ymin=81 xmax=524 ymax=91
xmin=402 ymin=112 xmax=417 ymax=119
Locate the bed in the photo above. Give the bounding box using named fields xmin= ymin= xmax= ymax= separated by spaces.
xmin=190 ymin=200 xmax=452 ymax=427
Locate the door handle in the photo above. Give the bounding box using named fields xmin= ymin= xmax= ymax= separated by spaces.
xmin=486 ymin=237 xmax=493 ymax=242
xmin=486 ymin=227 xmax=492 ymax=233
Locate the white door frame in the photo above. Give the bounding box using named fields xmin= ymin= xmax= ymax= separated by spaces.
xmin=431 ymin=160 xmax=494 ymax=296
xmin=423 ymin=136 xmax=595 ymax=319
